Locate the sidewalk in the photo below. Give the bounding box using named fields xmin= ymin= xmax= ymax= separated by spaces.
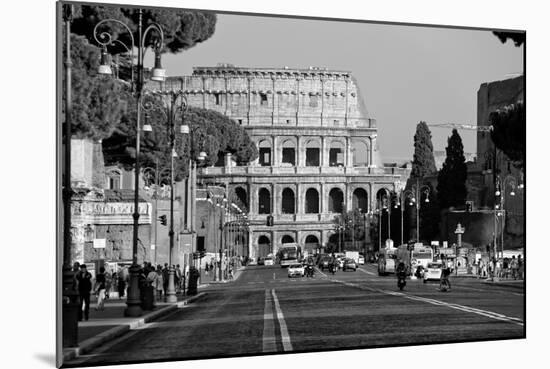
xmin=63 ymin=292 xmax=206 ymax=363
xmin=451 ymin=273 xmax=525 ymax=289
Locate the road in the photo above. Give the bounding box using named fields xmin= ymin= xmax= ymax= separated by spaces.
xmin=66 ymin=263 xmax=524 ymax=366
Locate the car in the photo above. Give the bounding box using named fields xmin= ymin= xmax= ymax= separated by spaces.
xmin=336 ymin=257 xmax=345 ymax=268
xmin=342 ymin=258 xmax=357 ymax=271
xmin=423 ymin=262 xmax=443 ymax=283
xmin=358 ymin=256 xmax=365 ymax=265
xmin=257 ymin=258 xmax=265 ymax=266
xmin=318 ymin=256 xmax=331 ymax=271
xmin=288 ymin=263 xmax=305 ymax=278
xmin=264 ymin=258 xmax=274 ymax=266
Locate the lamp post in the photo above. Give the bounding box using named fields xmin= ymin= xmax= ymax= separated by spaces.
xmin=95 ymin=10 xmax=166 ymax=317
xmin=61 ymin=3 xmax=79 ymax=348
xmin=400 ymin=179 xmax=431 ymax=244
xmin=142 ymin=164 xmax=171 ymax=265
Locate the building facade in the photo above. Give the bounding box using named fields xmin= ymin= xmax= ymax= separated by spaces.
xmin=162 ymin=65 xmax=410 ymax=261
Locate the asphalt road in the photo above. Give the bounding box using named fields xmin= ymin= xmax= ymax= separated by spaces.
xmin=66 ymin=263 xmax=524 ymax=367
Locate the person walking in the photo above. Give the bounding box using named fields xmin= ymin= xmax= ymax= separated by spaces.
xmin=94 ymin=267 xmax=107 ymax=311
xmin=117 ymin=267 xmax=127 ymax=298
xmin=175 ymin=265 xmax=182 ymax=294
xmin=105 ymin=269 xmax=112 ymax=299
xmin=162 ymin=263 xmax=169 ymax=296
xmin=76 ymin=264 xmax=92 ymax=321
xmin=154 ymin=265 xmax=163 ymax=300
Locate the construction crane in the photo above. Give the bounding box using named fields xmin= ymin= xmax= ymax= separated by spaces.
xmin=427 ymin=123 xmax=492 ymax=132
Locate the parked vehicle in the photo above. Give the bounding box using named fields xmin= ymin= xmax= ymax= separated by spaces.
xmin=257 ymin=258 xmax=265 ymax=266
xmin=423 ymin=262 xmax=443 ymax=283
xmin=345 ymin=251 xmax=360 ymax=265
xmin=264 ymin=258 xmax=274 ymax=266
xmin=358 ymin=255 xmax=365 ymax=265
xmin=342 ymin=258 xmax=357 ymax=271
xmin=288 ymin=263 xmax=305 ymax=278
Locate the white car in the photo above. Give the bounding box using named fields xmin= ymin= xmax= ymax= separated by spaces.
xmin=423 ymin=262 xmax=443 ymax=283
xmin=358 ymin=256 xmax=365 ymax=265
xmin=287 ymin=263 xmax=305 ymax=278
xmin=264 ymin=258 xmax=274 ymax=266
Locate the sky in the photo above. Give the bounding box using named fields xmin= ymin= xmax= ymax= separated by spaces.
xmin=156 ymin=13 xmax=523 ymax=164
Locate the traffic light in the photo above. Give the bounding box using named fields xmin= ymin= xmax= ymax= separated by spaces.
xmin=159 ymin=214 xmax=167 ymax=226
xmin=199 ymin=250 xmax=205 ymax=259
xmin=266 ymin=215 xmax=274 ymax=226
xmin=466 ymin=201 xmax=473 ymax=212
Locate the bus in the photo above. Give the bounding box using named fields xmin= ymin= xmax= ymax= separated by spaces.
xmin=410 ymin=246 xmax=434 ymax=272
xmin=277 ymin=243 xmax=302 ymax=267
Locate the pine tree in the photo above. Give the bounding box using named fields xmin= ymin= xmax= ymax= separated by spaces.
xmin=437 ymin=129 xmax=468 ymax=210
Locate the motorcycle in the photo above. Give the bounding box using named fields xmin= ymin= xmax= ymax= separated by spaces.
xmin=397 ymin=271 xmax=407 ymax=290
xmin=329 ymin=263 xmax=337 ymax=275
xmin=306 ymin=265 xmax=315 ymax=278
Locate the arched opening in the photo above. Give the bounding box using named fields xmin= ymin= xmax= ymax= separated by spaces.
xmin=281 ymin=188 xmax=296 ymax=214
xmin=305 ymin=139 xmax=320 ymax=167
xmin=281 ymin=140 xmax=296 ymax=166
xmin=352 ymin=188 xmax=369 ymax=213
xmin=329 ymin=188 xmax=344 ymax=213
xmin=327 ymin=233 xmax=340 ymax=253
xmin=352 ymin=140 xmax=369 ymax=167
xmin=106 ymin=169 xmax=122 ymax=190
xmin=304 ymin=235 xmax=319 ymax=254
xmin=234 ymin=187 xmax=248 ymax=210
xmin=281 ymin=235 xmax=295 ymax=244
xmin=329 ymin=141 xmax=345 ymax=167
xmin=258 ymin=235 xmax=271 ymax=258
xmin=258 ymin=188 xmax=271 ymax=214
xmin=305 ymin=188 xmax=320 ymax=214
xmin=258 ymin=140 xmax=272 ymax=166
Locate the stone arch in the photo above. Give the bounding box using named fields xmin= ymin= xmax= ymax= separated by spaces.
xmin=281 ymin=139 xmax=296 ymax=166
xmin=305 ymin=138 xmax=321 ymax=167
xmin=352 ymin=188 xmax=369 ymax=213
xmin=234 ymin=186 xmax=248 ymax=210
xmin=281 ymin=188 xmax=296 ymax=214
xmin=303 ymin=234 xmax=320 ymax=254
xmin=258 ymin=139 xmax=272 ymax=166
xmin=329 ymin=187 xmax=344 ymax=213
xmin=351 ymin=140 xmax=369 ymax=167
xmin=329 ymin=139 xmax=345 ymax=167
xmin=258 ymin=187 xmax=271 ymax=214
xmin=106 ymin=168 xmax=122 ymax=190
xmin=257 ymin=235 xmax=271 ymax=258
xmin=305 ymin=188 xmax=320 ymax=214
xmin=281 ymin=235 xmax=295 ymax=244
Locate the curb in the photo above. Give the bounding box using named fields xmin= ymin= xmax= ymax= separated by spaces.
xmin=63 ymin=292 xmax=206 ymax=363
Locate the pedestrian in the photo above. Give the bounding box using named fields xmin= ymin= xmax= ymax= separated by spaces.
xmin=117 ymin=267 xmax=127 ymax=298
xmin=76 ymin=264 xmax=92 ymax=321
xmin=503 ymin=258 xmax=509 ymax=279
xmin=152 ymin=265 xmax=162 ymax=300
xmin=94 ymin=267 xmax=107 ymax=311
xmin=162 ymin=263 xmax=169 ymax=295
xmin=510 ymin=256 xmax=518 ymax=280
xmin=105 ymin=269 xmax=112 ymax=299
xmin=175 ymin=264 xmax=182 ymax=293
xmin=518 ymin=255 xmax=524 ymax=279
xmin=72 ymin=261 xmax=81 ymax=291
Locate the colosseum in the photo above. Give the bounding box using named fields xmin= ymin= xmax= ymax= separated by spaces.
xmin=161 ymin=65 xmax=410 ymax=261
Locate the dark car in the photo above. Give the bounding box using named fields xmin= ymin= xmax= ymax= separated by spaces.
xmin=319 ymin=256 xmax=332 ymax=271
xmin=342 ymin=258 xmax=357 ymax=271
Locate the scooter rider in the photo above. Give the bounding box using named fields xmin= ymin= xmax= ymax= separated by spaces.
xmin=396 ymin=262 xmax=407 ymax=290
xmin=440 ymin=264 xmax=451 ymax=291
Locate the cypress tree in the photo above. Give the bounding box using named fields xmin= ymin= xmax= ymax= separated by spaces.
xmin=411 ymin=121 xmax=437 ymax=180
xmin=437 ymin=129 xmax=468 ymax=210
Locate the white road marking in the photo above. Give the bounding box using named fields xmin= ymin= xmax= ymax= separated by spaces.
xmin=262 ymin=289 xmax=277 ymax=352
xmin=271 ymin=289 xmax=293 ymax=351
xmin=315 ymin=267 xmax=327 ymax=278
xmin=332 ymin=278 xmax=523 ymax=327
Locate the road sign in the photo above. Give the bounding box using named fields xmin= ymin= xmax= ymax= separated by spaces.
xmin=93 ymin=238 xmax=106 ymax=249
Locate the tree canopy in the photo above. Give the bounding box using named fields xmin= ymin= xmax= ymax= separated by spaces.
xmin=493 ymin=31 xmax=525 ymax=47
xmin=72 ymin=5 xmax=217 ymax=54
xmin=411 ymin=121 xmax=437 ymax=179
xmin=437 ymin=129 xmax=467 ymax=210
xmin=101 ymin=105 xmax=258 ymax=181
xmin=489 ymin=102 xmax=525 ymax=168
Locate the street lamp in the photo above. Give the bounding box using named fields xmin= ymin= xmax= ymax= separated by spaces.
xmin=398 ymin=179 xmax=430 ymax=244
xmin=94 ymin=10 xmax=165 ymax=317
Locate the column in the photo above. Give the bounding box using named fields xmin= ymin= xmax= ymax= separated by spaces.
xmin=296 ymin=135 xmax=301 ymax=167
xmin=320 ymin=183 xmax=327 ymax=213
xmin=321 ymin=136 xmax=328 ymax=167
xmin=346 ymin=137 xmax=352 ymax=167
xmin=272 ymin=135 xmax=278 ymax=167
xmin=297 ymin=184 xmax=304 ymax=215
